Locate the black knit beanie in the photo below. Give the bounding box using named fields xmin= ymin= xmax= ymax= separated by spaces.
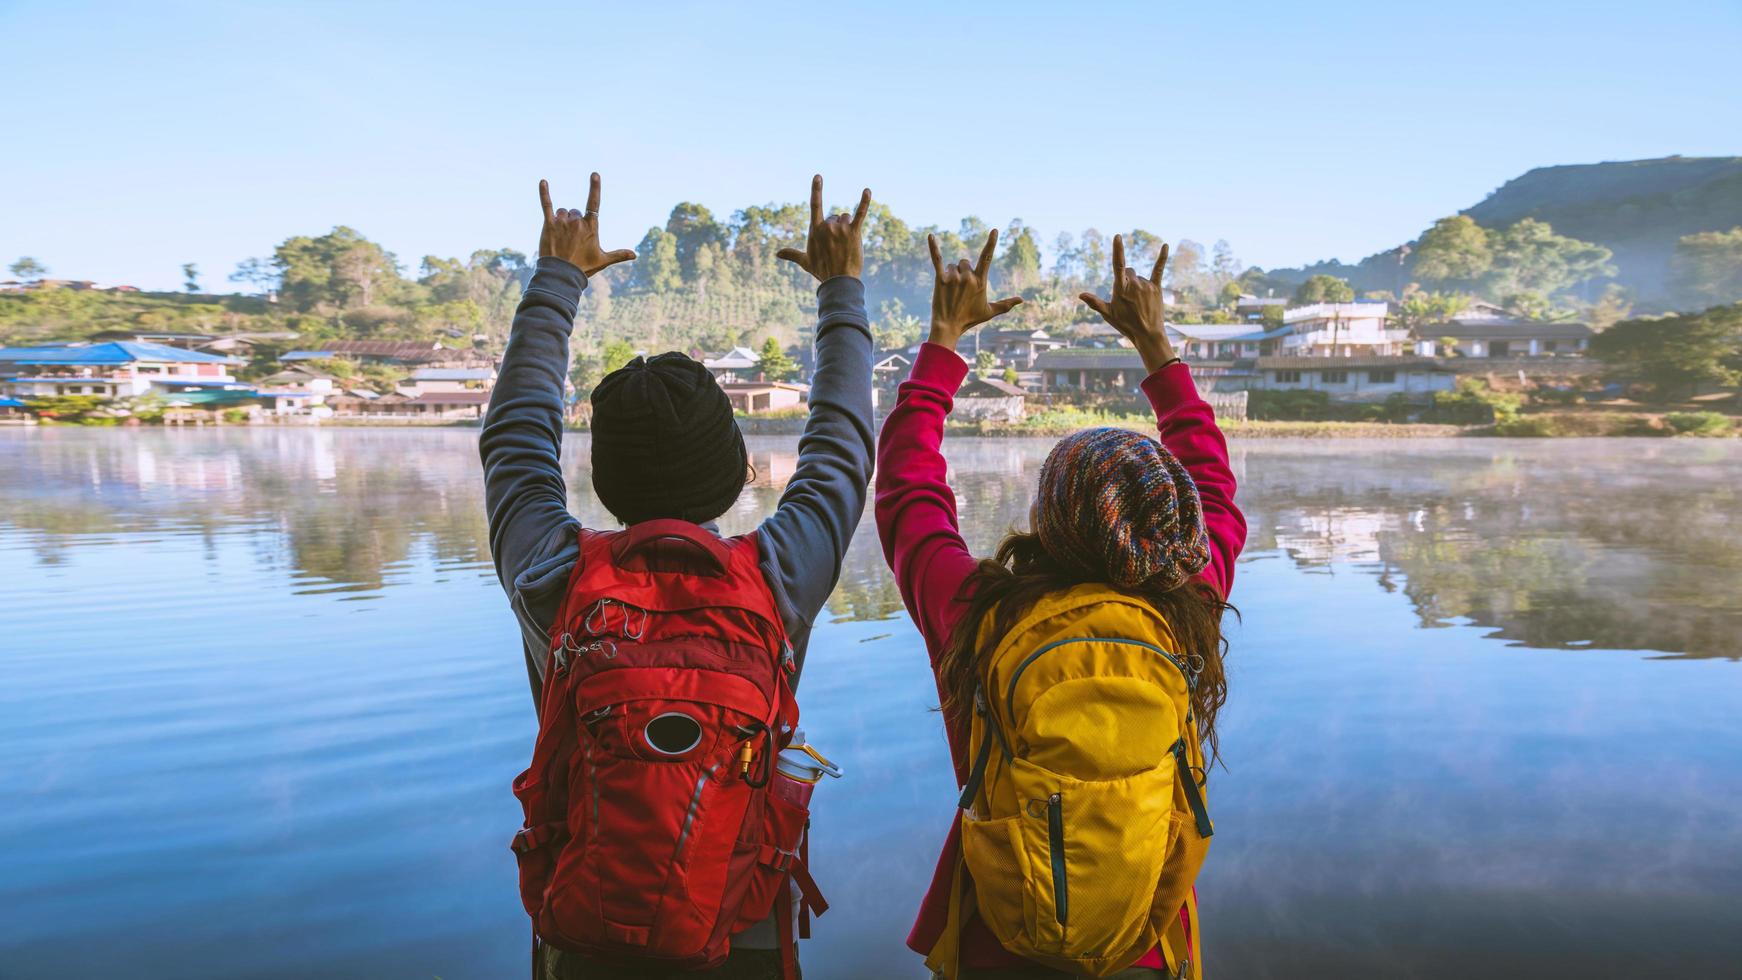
xmin=590 ymin=352 xmax=747 ymax=525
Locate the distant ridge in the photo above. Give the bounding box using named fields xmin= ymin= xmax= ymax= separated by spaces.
xmin=1268 ymin=156 xmax=1742 ymax=308
xmin=1462 ymin=156 xmax=1742 ymax=300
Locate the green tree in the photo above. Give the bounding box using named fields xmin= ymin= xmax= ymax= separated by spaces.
xmin=1413 ymin=216 xmax=1492 ymax=286
xmin=1670 ymin=227 xmax=1742 ymax=309
xmin=665 ymin=203 xmax=728 ymax=283
xmin=632 ymin=227 xmax=682 ymax=293
xmin=1078 ymin=229 xmax=1108 ymax=288
xmin=1394 ymin=291 xmax=1468 ymax=334
xmin=1482 ymin=219 xmax=1613 ymax=299
xmin=1163 ymin=238 xmax=1208 ymax=302
xmin=9 ymin=257 xmax=47 ymax=279
xmin=999 ymin=221 xmax=1041 ymax=291
xmin=975 ymin=348 xmax=997 ymax=376
xmin=600 ymin=338 xmax=637 ymax=375
xmin=1590 ymin=304 xmax=1742 ymax=400
xmin=181 ymin=263 xmax=200 ymax=293
xmin=1001 ymin=366 xmax=1020 ymax=386
xmin=1293 ymin=274 xmax=1355 ymax=304
xmin=272 ymin=226 xmax=402 ymax=312
xmin=229 ymin=256 xmax=280 ymax=293
xmin=758 ymin=336 xmax=798 ymax=381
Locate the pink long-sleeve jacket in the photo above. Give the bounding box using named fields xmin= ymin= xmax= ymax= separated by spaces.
xmin=874 ymin=342 xmax=1247 ymax=972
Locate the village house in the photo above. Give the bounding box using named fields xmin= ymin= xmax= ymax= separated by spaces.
xmin=1252 ymin=356 xmax=1455 ymax=402
xmin=1423 ymin=305 xmax=1594 ymax=358
xmin=0 ymin=341 xmax=244 ymax=400
xmin=1169 ymin=323 xmax=1291 ymax=360
xmin=257 ymin=365 xmax=338 ymax=396
xmin=871 ymin=348 xmax=916 ymax=386
xmin=720 ymin=380 xmax=808 ymax=414
xmin=396 ymin=366 xmax=497 ymax=397
xmin=362 ymin=390 xmax=492 ymax=420
xmin=1281 ymin=301 xmax=1409 ymax=357
xmin=1035 ymin=348 xmax=1152 ymax=393
xmin=979 ymin=328 xmax=1067 ymax=370
xmin=955 ymin=376 xmax=1027 ymax=422
xmin=702 ymin=346 xmax=762 ymax=383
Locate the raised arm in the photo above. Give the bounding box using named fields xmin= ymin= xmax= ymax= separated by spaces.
xmin=480 ymin=175 xmax=637 ymax=603
xmin=875 ymin=230 xmax=1024 ymax=656
xmin=754 ymin=177 xmax=878 ymax=659
xmin=1080 ymin=234 xmax=1246 ymax=598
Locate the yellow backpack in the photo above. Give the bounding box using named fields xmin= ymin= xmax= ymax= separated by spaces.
xmin=926 ymin=584 xmax=1213 ymax=980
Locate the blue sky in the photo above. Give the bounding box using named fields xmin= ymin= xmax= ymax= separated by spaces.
xmin=3 ymin=0 xmax=1738 ymax=291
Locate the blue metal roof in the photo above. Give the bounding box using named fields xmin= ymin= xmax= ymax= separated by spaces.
xmin=0 ymin=341 xmax=241 ymax=365
xmin=278 ymin=350 xmax=332 ymax=361
xmin=0 ymin=397 xmax=26 ymax=408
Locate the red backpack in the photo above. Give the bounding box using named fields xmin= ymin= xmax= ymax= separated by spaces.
xmin=509 ymin=519 xmax=827 ymax=976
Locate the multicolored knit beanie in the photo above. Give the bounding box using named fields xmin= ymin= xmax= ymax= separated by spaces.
xmin=1034 ymin=427 xmax=1211 ymax=590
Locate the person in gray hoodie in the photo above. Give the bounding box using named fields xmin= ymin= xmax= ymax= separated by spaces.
xmin=480 ymin=173 xmax=875 ymax=979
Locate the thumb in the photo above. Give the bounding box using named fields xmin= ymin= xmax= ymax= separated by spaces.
xmin=775 ymin=248 xmax=808 ymax=268
xmin=601 ymin=249 xmax=637 ymax=268
xmin=1079 ymin=292 xmax=1112 ymax=320
xmin=990 ymin=296 xmax=1023 ymax=315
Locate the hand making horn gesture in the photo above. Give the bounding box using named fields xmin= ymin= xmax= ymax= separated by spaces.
xmin=538 ymin=173 xmax=638 ymax=276
xmin=777 ymin=175 xmax=872 ymax=282
xmin=1079 ymin=234 xmax=1178 ymax=372
xmin=925 ymin=229 xmax=1024 ymax=350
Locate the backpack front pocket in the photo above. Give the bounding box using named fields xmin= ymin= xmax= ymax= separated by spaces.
xmin=1006 ymin=756 xmax=1177 ymax=961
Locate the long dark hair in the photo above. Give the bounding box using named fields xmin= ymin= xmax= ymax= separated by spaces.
xmin=940 ymin=530 xmax=1233 ymax=763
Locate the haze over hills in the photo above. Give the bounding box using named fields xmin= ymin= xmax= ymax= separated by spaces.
xmin=1463 ymin=157 xmax=1742 ymax=300
xmin=1268 ymin=156 xmax=1742 ymax=308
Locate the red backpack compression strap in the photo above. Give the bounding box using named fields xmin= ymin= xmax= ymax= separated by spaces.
xmin=610 ymin=518 xmax=734 ymax=575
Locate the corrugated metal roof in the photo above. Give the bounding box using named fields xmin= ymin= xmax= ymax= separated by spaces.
xmin=0 ymin=341 xmax=241 ymax=365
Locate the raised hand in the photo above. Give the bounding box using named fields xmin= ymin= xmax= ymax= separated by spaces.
xmin=926 ymin=229 xmax=1023 ymax=350
xmin=538 ymin=174 xmax=637 ymax=277
xmin=776 ymin=175 xmax=871 ymax=282
xmin=1079 ymin=234 xmax=1177 ymax=372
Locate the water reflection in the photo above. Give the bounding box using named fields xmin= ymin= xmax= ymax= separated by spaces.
xmin=3 ymin=432 xmax=1737 ymax=659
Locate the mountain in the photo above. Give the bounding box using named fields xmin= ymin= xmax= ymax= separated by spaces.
xmin=1465 ymin=156 xmax=1742 ymax=302
xmin=1267 ymin=156 xmax=1742 ymax=307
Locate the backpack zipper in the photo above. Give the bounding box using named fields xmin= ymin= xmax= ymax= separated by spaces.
xmin=1171 ymin=739 xmax=1214 ymax=838
xmin=1005 ymin=636 xmax=1194 ymax=721
xmin=1047 ymin=792 xmax=1068 ymax=927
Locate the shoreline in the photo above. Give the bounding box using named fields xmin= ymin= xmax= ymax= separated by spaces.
xmin=6 ymin=414 xmax=1735 ymax=439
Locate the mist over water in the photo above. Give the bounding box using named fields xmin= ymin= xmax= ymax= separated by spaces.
xmin=1 ymin=429 xmax=1738 ymax=978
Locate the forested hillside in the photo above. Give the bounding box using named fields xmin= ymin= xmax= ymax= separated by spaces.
xmin=8 ymin=156 xmax=1740 ymax=370
xmin=1267 ymin=156 xmax=1742 ymax=311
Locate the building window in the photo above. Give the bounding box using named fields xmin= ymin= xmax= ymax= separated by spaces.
xmin=1322 ymin=370 xmax=1349 ymax=384
xmin=1274 ymin=370 xmax=1302 ymax=384
xmin=1369 ymin=369 xmax=1397 ymax=383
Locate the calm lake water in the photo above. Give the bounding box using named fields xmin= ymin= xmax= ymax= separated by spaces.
xmin=2 ymin=428 xmax=1739 ymax=979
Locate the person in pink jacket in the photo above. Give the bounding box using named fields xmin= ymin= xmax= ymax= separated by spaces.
xmin=875 ymin=232 xmax=1248 ymax=977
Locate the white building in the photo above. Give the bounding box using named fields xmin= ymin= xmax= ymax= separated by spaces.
xmin=1281 ymin=301 xmax=1408 ymax=357
xmin=703 ymin=347 xmax=762 ymax=383
xmin=397 ymin=366 xmax=497 ymax=397
xmin=1252 ymin=356 xmax=1455 ymax=402
xmin=0 ymin=341 xmax=243 ymax=400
